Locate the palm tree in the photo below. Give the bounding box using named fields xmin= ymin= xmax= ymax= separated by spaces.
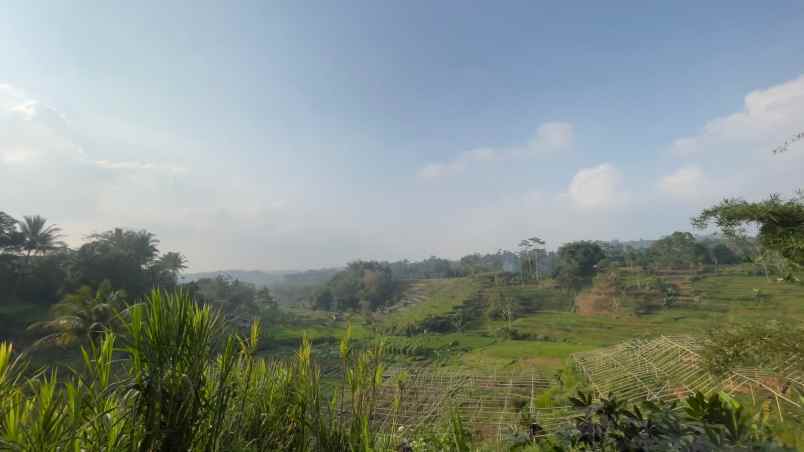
xmin=128 ymin=230 xmax=160 ymax=266
xmin=28 ymin=280 xmax=126 ymax=348
xmin=91 ymin=228 xmax=159 ymax=267
xmin=156 ymin=252 xmax=187 ymax=277
xmin=150 ymin=251 xmax=188 ymax=287
xmin=19 ymin=215 xmax=64 ymax=261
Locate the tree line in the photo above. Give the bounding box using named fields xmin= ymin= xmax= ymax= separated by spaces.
xmin=1 ymin=212 xmax=187 ymax=304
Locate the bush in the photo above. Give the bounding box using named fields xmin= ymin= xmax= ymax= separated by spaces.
xmin=533 ymin=391 xmax=793 ymax=451
xmin=494 ymin=326 xmax=530 ymax=340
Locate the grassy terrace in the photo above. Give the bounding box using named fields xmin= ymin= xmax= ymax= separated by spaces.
xmin=379 ymin=277 xmax=482 ymax=329
xmin=379 ymin=269 xmax=804 ymax=373
xmin=258 ymin=268 xmax=804 ymax=377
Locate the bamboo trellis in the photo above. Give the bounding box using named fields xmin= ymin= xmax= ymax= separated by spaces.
xmin=572 ymin=335 xmax=803 ymax=418
xmin=353 ymin=368 xmax=577 ymax=436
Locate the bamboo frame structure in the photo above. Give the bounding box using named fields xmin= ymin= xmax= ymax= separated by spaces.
xmin=365 ymin=368 xmax=577 ymax=436
xmin=572 ymin=335 xmax=803 ymax=418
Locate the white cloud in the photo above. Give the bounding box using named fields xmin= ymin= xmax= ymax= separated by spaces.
xmin=658 ymin=165 xmax=708 ymax=202
xmin=0 ymin=83 xmax=195 ymax=242
xmin=1 ymin=83 xmax=300 ymax=270
xmin=665 ymin=74 xmax=804 ymax=202
xmin=1 ymin=147 xmax=34 ymax=164
xmin=417 ymin=121 xmax=573 ymax=180
xmin=416 ymin=146 xmax=497 ymax=179
xmin=1 ymin=84 xmax=67 ymax=126
xmin=0 ymin=83 xmax=26 ymax=109
xmin=9 ymin=101 xmax=39 ymax=120
xmin=671 ymin=75 xmax=804 ymax=157
xmin=1 ymin=83 xmax=185 ymax=173
xmin=567 ymin=163 xmax=628 ymax=210
xmin=94 ymin=159 xmax=187 ymax=173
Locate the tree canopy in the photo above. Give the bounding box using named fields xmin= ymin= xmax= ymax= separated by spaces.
xmin=1 ymin=212 xmax=187 ymax=308
xmin=647 ymin=231 xmax=708 ymax=269
xmin=19 ymin=215 xmax=64 ymax=258
xmin=693 ymin=192 xmax=804 ymax=266
xmin=315 ymin=261 xmax=397 ymax=312
xmin=554 ymin=241 xmax=605 ymax=291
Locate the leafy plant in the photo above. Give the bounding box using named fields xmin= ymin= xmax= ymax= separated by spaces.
xmin=539 ymin=390 xmax=792 ymax=451
xmin=27 ymin=280 xmax=126 ymax=348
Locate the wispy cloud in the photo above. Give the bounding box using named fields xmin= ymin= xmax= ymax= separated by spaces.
xmin=416 ymin=147 xmax=497 ymax=179
xmin=1 ymin=83 xmax=186 ymax=173
xmin=417 ymin=121 xmax=573 ymax=180
xmin=94 ymin=159 xmax=188 ymax=173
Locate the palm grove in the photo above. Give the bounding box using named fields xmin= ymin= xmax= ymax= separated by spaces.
xmin=0 ymin=213 xmax=189 ymax=346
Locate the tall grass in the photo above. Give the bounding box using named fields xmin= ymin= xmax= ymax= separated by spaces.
xmin=0 ymin=289 xmax=418 ymax=451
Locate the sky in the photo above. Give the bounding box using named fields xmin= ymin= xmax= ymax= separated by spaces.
xmin=2 ymin=1 xmax=804 ymax=272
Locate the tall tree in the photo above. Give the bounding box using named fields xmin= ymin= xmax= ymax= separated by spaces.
xmin=693 ymin=192 xmax=804 ymax=268
xmin=19 ymin=215 xmax=64 ymax=260
xmin=157 ymin=252 xmax=187 ymax=275
xmin=152 ymin=251 xmax=188 ymax=287
xmin=72 ymin=228 xmax=166 ymax=297
xmin=90 ymin=228 xmax=160 ymax=267
xmin=554 ymin=241 xmax=605 ymax=292
xmin=518 ymin=237 xmax=546 ymax=282
xmin=647 ymin=231 xmax=708 ymax=269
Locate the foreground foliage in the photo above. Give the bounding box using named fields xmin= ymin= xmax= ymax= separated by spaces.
xmin=530 ymin=391 xmax=793 ymax=451
xmin=693 ymin=192 xmax=804 ymax=268
xmin=0 ymin=290 xmax=798 ymax=451
xmin=0 ymin=290 xmax=399 ymax=451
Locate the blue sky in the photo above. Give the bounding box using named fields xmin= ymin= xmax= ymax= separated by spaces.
xmin=2 ymin=1 xmax=804 ymax=271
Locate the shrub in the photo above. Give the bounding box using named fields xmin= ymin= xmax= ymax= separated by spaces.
xmin=534 ymin=391 xmax=793 ymax=451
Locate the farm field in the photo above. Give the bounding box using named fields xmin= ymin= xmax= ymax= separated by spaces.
xmin=250 ymin=267 xmax=804 ymax=394
xmin=250 ymin=266 xmax=802 ymax=445
xmin=4 ymin=264 xmax=802 ymax=448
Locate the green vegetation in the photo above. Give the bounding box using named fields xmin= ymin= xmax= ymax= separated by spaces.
xmin=541 ymin=391 xmax=792 ymax=451
xmin=2 ymin=185 xmax=803 ymax=449
xmin=694 ymin=192 xmax=804 ymax=267
xmin=27 ymin=280 xmax=126 ymax=348
xmin=554 ymin=241 xmax=605 ymax=292
xmin=381 ymin=278 xmax=482 ymax=330
xmin=0 ymin=291 xmax=405 ymax=451
xmin=313 ymin=261 xmax=397 ymax=312
xmin=0 ymin=291 xmax=795 ymax=451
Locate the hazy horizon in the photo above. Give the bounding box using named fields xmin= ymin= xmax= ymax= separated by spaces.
xmin=3 ymin=2 xmax=804 ymax=272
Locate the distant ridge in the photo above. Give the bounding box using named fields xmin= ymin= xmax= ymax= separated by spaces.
xmin=181 ymin=267 xmax=341 ymax=288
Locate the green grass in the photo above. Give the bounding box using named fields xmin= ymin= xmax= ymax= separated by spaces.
xmin=465 ymin=270 xmax=804 ymax=366
xmin=460 ymin=339 xmax=592 ymax=372
xmin=370 ymin=269 xmax=804 ymax=374
xmin=485 ymin=282 xmax=573 ymax=312
xmin=271 ymin=322 xmax=370 ymax=342
xmin=693 ymin=273 xmax=804 ymax=319
xmin=379 ymin=277 xmax=481 ymax=329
